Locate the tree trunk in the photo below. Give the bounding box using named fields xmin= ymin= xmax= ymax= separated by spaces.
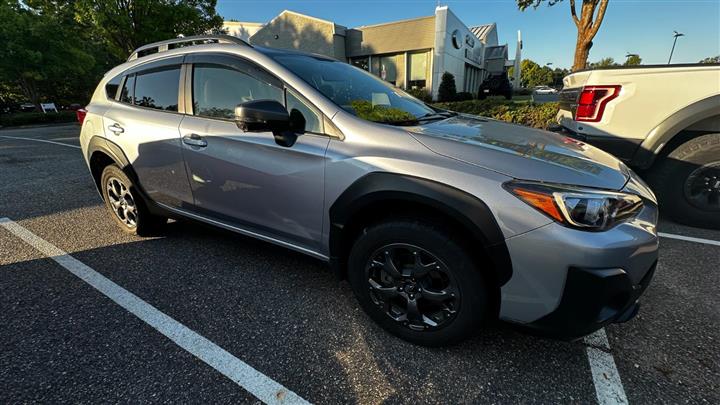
xmin=569 ymin=0 xmax=609 ymax=71
xmin=572 ymin=38 xmax=592 ymax=71
xmin=18 ymin=76 xmax=41 ymax=112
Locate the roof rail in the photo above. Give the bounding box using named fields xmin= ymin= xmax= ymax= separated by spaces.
xmin=127 ymin=34 xmax=251 ymax=61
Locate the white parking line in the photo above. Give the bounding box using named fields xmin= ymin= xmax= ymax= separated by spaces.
xmin=584 ymin=328 xmax=628 ymax=405
xmin=0 ymin=135 xmax=80 ymax=149
xmin=0 ymin=217 xmax=310 ymax=405
xmin=659 ymin=232 xmax=720 ymax=247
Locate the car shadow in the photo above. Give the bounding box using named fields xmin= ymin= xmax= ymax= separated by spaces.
xmin=1 ymin=217 xmax=598 ymax=403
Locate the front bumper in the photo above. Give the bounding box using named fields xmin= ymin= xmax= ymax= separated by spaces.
xmin=498 ymin=195 xmax=659 ymax=339
xmin=522 ymin=261 xmax=656 ymax=340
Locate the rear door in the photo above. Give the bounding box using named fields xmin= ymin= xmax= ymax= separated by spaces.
xmin=178 ymin=53 xmax=330 ymax=251
xmin=102 ymin=56 xmax=193 ymax=207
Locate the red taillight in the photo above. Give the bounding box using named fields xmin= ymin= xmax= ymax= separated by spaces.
xmin=76 ymin=108 xmax=87 ymax=124
xmin=575 ymin=85 xmax=621 ymax=122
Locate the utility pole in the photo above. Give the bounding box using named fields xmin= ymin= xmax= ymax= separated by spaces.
xmin=668 ymin=31 xmax=684 ymax=64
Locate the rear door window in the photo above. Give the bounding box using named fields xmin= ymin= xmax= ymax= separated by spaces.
xmin=133 ymin=67 xmax=181 ymax=111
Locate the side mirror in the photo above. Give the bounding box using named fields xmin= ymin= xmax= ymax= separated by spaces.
xmin=235 ymin=99 xmax=296 ymax=147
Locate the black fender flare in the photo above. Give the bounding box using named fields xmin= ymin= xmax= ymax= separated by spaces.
xmin=87 ymin=135 xmax=130 ymax=169
xmin=328 ymin=172 xmax=513 ymax=286
xmin=86 ymin=136 xmax=167 ymax=216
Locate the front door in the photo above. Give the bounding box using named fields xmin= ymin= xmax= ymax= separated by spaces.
xmin=179 ymin=56 xmax=330 ymax=251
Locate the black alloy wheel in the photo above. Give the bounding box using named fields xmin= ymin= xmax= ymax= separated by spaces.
xmin=365 ymin=243 xmax=459 ymax=331
xmin=348 ymin=220 xmax=488 ymax=346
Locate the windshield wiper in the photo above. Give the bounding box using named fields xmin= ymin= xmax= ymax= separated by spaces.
xmin=416 ymin=111 xmax=456 ymax=123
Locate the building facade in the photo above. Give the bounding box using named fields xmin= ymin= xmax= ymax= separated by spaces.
xmin=222 ymin=21 xmax=265 ymax=42
xmin=228 ymin=7 xmax=520 ymax=100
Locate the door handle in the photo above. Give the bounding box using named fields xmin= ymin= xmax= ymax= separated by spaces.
xmin=182 ymin=133 xmax=208 ymax=147
xmin=108 ymin=123 xmax=124 ymax=135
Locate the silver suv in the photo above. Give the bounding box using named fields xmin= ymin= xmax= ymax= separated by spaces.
xmin=80 ymin=35 xmax=659 ymax=346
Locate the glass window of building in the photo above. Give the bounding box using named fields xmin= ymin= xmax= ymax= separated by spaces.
xmin=408 ymin=52 xmax=428 ymax=89
xmin=350 ymin=57 xmax=369 ymax=71
xmin=378 ymin=55 xmax=398 ymax=85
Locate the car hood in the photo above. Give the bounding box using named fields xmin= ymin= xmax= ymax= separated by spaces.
xmin=408 ymin=115 xmax=630 ymax=190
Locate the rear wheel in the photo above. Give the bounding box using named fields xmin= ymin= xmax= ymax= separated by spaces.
xmin=648 ymin=133 xmax=720 ymax=229
xmin=348 ymin=220 xmax=489 ymax=346
xmin=100 ymin=164 xmax=166 ymax=235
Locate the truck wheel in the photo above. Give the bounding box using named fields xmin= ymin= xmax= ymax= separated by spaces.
xmin=649 ymin=133 xmax=720 ymax=229
xmin=347 ymin=220 xmax=489 ymax=346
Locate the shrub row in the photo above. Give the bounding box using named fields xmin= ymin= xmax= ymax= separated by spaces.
xmin=432 ymin=100 xmax=560 ymax=129
xmin=0 ymin=111 xmax=78 ymax=127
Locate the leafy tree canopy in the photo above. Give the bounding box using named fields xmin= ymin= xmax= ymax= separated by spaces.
xmin=699 ymin=56 xmax=720 ymax=64
xmin=0 ymin=0 xmax=224 ymax=109
xmin=509 ymin=60 xmax=554 ymax=88
xmin=624 ymin=54 xmax=642 ymax=66
xmin=590 ymin=57 xmax=618 ymax=68
xmin=0 ymin=1 xmax=95 ymax=108
xmin=74 ymin=0 xmax=225 ymax=60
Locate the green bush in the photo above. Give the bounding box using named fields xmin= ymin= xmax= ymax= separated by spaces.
xmin=433 ymin=100 xmax=560 ymax=129
xmin=0 ymin=111 xmax=77 ymax=127
xmin=405 ymin=87 xmax=432 ymax=103
xmin=437 ymin=72 xmax=457 ymax=102
xmin=454 ymin=92 xmax=474 ymax=101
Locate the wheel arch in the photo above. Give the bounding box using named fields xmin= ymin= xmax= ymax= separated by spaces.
xmin=328 ymin=172 xmax=513 ymax=290
xmin=87 ymin=135 xmax=131 ymax=194
xmin=86 ymin=136 xmax=166 ymax=217
xmin=632 ymin=95 xmax=720 ymax=169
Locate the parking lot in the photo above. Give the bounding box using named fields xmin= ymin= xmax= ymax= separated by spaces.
xmin=1 ymin=124 xmax=718 ymax=404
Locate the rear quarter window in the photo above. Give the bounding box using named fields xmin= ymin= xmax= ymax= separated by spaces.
xmin=105 ymin=75 xmax=122 ymax=100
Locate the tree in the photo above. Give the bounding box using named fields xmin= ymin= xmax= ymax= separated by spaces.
xmin=74 ymin=0 xmax=225 ymax=60
xmin=0 ymin=1 xmax=96 ymax=109
xmin=591 ymin=57 xmax=617 ymax=68
xmin=438 ymin=72 xmax=457 ymax=102
xmin=518 ymin=0 xmax=610 ymax=71
xmin=624 ymin=54 xmax=642 ymax=66
xmin=509 ymin=59 xmax=554 ymax=88
xmin=699 ymin=56 xmax=720 ymax=64
xmin=551 ymin=67 xmax=570 ymax=86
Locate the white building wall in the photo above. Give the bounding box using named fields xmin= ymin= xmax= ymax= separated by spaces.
xmin=431 ymin=6 xmax=485 ymax=99
xmin=223 ymin=21 xmax=264 ymax=42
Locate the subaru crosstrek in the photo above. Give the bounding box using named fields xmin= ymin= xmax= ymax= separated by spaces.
xmin=79 ymin=35 xmax=658 ymax=346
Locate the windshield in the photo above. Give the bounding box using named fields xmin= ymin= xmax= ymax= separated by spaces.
xmin=273 ymin=54 xmax=436 ymax=125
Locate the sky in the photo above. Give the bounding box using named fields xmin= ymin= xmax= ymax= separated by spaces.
xmin=216 ymin=0 xmax=720 ymax=69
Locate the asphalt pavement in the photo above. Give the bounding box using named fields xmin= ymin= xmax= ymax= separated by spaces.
xmin=1 ymin=124 xmax=718 ymax=404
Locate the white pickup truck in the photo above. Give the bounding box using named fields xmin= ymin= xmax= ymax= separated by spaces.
xmin=555 ymin=64 xmax=720 ymax=229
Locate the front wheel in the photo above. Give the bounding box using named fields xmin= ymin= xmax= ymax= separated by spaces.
xmin=348 ymin=220 xmax=489 ymax=346
xmin=648 ymin=133 xmax=720 ymax=229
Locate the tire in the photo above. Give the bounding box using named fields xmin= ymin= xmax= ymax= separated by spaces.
xmin=100 ymin=164 xmax=167 ymax=236
xmin=648 ymin=133 xmax=720 ymax=229
xmin=348 ymin=220 xmax=489 ymax=346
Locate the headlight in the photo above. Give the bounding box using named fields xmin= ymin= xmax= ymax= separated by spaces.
xmin=504 ymin=181 xmax=644 ymax=231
